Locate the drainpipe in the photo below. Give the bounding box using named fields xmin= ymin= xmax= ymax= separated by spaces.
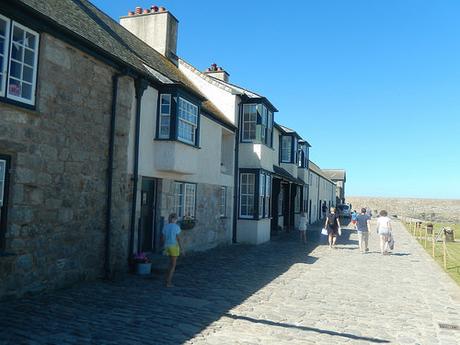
xmin=128 ymin=78 xmax=148 ymax=258
xmin=104 ymin=72 xmax=124 ymax=280
xmin=232 ymin=102 xmax=241 ymax=243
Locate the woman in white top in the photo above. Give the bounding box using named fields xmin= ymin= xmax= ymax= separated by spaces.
xmin=298 ymin=212 xmax=308 ymax=244
xmin=376 ymin=210 xmax=392 ymax=255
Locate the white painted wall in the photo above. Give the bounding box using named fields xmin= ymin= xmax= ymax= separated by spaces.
xmin=237 ymin=219 xmax=271 ymax=244
xmin=179 ymin=61 xmax=238 ymax=125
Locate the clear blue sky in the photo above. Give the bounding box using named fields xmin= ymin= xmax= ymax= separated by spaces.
xmin=92 ymin=0 xmax=460 ymax=199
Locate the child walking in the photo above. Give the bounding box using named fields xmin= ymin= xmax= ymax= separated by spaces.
xmin=299 ymin=212 xmax=308 ymax=244
xmin=161 ymin=213 xmax=183 ymax=287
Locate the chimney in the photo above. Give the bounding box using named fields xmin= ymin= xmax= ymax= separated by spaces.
xmin=120 ymin=5 xmax=179 ymax=62
xmin=204 ymin=63 xmax=230 ymax=82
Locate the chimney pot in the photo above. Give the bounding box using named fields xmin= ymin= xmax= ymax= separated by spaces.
xmin=135 ymin=6 xmax=142 ymax=14
xmin=128 ymin=11 xmax=135 ymax=16
xmin=159 ymin=6 xmax=166 ymax=12
xmin=151 ymin=5 xmax=159 ymax=12
xmin=143 ymin=9 xmax=150 ymax=14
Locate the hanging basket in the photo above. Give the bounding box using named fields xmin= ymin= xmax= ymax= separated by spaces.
xmin=179 ymin=219 xmax=197 ymax=230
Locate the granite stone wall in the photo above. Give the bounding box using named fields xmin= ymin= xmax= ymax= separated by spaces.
xmin=0 ymin=34 xmax=133 ymax=299
xmin=159 ymin=179 xmax=233 ymax=252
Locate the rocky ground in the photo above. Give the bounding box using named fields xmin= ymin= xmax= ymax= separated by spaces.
xmin=347 ymin=196 xmax=460 ymax=223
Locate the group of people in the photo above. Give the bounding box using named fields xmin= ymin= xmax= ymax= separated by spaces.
xmin=298 ymin=207 xmax=394 ymax=255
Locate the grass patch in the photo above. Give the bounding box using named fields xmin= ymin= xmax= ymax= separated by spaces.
xmin=404 ymin=222 xmax=460 ymax=286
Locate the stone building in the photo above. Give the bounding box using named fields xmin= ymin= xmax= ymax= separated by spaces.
xmin=0 ymin=0 xmax=233 ymax=299
xmin=322 ymin=169 xmax=346 ymax=204
xmin=308 ymin=162 xmax=337 ymax=224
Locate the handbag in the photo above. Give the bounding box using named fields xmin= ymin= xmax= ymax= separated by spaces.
xmin=387 ymin=233 xmax=395 ymax=250
xmin=321 ymin=228 xmax=328 ymax=235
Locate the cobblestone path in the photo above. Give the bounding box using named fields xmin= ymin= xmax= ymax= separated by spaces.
xmin=1 ymin=220 xmax=460 ymax=345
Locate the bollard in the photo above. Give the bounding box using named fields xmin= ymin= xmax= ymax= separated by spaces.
xmin=443 ymin=229 xmax=447 ymax=270
xmin=424 ymin=226 xmax=427 ymax=248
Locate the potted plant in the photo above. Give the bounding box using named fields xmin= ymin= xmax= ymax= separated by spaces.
xmin=179 ymin=215 xmax=197 ymax=230
xmin=132 ymin=252 xmax=152 ymax=275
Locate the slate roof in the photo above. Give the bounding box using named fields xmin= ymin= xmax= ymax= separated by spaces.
xmin=272 ymin=165 xmax=296 ymax=183
xmin=179 ymin=59 xmax=278 ymax=112
xmin=13 ymin=0 xmax=233 ymax=129
xmin=308 ymin=161 xmax=335 ymax=184
xmin=322 ymin=169 xmax=346 ymax=182
xmin=274 ymin=123 xmax=311 ymax=147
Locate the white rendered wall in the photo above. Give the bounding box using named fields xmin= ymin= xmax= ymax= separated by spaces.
xmin=237 ymin=219 xmax=271 ymax=244
xmin=179 ymin=61 xmax=238 ymax=125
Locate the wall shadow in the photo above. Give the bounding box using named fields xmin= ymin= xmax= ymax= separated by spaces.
xmin=0 ymin=228 xmax=382 ymax=344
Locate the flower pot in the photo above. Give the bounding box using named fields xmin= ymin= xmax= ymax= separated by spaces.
xmin=136 ymin=262 xmax=152 ymax=275
xmin=180 ymin=219 xmax=196 ymax=230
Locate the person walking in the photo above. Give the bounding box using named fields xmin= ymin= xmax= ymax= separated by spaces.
xmin=298 ymin=212 xmax=308 ymax=244
xmin=356 ymin=208 xmax=371 ymax=253
xmin=321 ymin=202 xmax=328 ymax=219
xmin=161 ymin=213 xmax=183 ymax=287
xmin=376 ymin=210 xmax=392 ymax=255
xmin=324 ymin=207 xmax=341 ymax=249
xmin=351 ymin=210 xmax=358 ymax=230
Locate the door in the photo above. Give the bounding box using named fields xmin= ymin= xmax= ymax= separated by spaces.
xmin=140 ymin=178 xmax=157 ymax=252
xmin=0 ymin=155 xmax=10 ymax=250
xmin=271 ymin=178 xmax=280 ymax=234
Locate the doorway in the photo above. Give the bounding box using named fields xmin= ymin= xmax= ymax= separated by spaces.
xmin=139 ymin=178 xmax=159 ymax=253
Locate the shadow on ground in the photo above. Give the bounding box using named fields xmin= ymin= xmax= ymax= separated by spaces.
xmin=0 ymin=221 xmax=388 ymax=344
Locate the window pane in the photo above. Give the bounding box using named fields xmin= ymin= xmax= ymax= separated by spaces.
xmin=178 ymin=98 xmax=198 ymax=144
xmin=25 ymin=32 xmax=36 ymax=49
xmin=281 ymin=136 xmax=292 ymax=162
xmin=0 ymin=18 xmax=7 ymax=37
xmin=8 ymin=78 xmax=20 ymax=96
xmin=23 ymin=65 xmax=33 ymax=82
xmin=24 ymin=49 xmax=34 ymax=66
xmin=10 ymin=61 xmax=21 ymax=78
xmin=12 ymin=26 xmax=23 ymax=43
xmin=21 ymin=82 xmax=32 ymax=100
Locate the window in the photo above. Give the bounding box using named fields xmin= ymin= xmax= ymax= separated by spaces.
xmin=298 ymin=143 xmax=308 ymax=168
xmin=265 ymin=175 xmax=271 ymax=218
xmin=219 ymin=186 xmax=227 ymax=217
xmin=0 ymin=15 xmax=10 ymax=98
xmin=281 ymin=136 xmax=292 ymax=163
xmin=303 ymin=185 xmax=308 ymax=213
xmin=0 ymin=19 xmax=39 ymax=105
xmin=242 ymin=104 xmax=257 ymax=141
xmin=159 ymin=94 xmax=171 ymax=138
xmin=258 ymin=174 xmax=265 ymax=218
xmin=239 ymin=173 xmax=255 ymax=218
xmin=173 ymin=182 xmax=196 ymax=218
xmin=242 ymin=103 xmax=273 ymax=146
xmin=295 ymin=186 xmax=301 ymax=213
xmin=177 ymin=97 xmax=198 ymax=144
xmin=278 ymin=186 xmax=284 ymax=216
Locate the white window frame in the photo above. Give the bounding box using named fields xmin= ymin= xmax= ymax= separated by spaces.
xmin=239 ymin=173 xmax=255 ymax=218
xmin=219 ymin=186 xmax=227 ymax=217
xmin=258 ymin=173 xmax=265 ymax=218
xmin=242 ymin=104 xmax=257 ymax=141
xmin=158 ymin=94 xmax=171 ymax=139
xmin=173 ymin=182 xmax=196 ymax=218
xmin=6 ymin=21 xmax=39 ymax=106
xmin=265 ymin=174 xmax=271 ymax=218
xmin=281 ymin=136 xmax=292 ymax=163
xmin=177 ymin=97 xmax=198 ymax=145
xmin=0 ymin=14 xmax=11 ymax=98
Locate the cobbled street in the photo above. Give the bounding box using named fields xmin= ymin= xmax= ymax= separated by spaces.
xmin=1 ymin=221 xmax=460 ymax=345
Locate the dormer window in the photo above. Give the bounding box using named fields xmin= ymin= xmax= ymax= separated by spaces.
xmin=241 ymin=103 xmax=273 ymax=147
xmin=298 ymin=143 xmax=309 ymax=168
xmin=156 ymin=92 xmax=200 ymax=147
xmin=280 ymin=135 xmax=296 ymax=163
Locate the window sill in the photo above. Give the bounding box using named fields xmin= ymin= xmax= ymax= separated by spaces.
xmin=154 ymin=138 xmax=201 ymax=149
xmin=0 ymin=97 xmax=39 ymax=115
